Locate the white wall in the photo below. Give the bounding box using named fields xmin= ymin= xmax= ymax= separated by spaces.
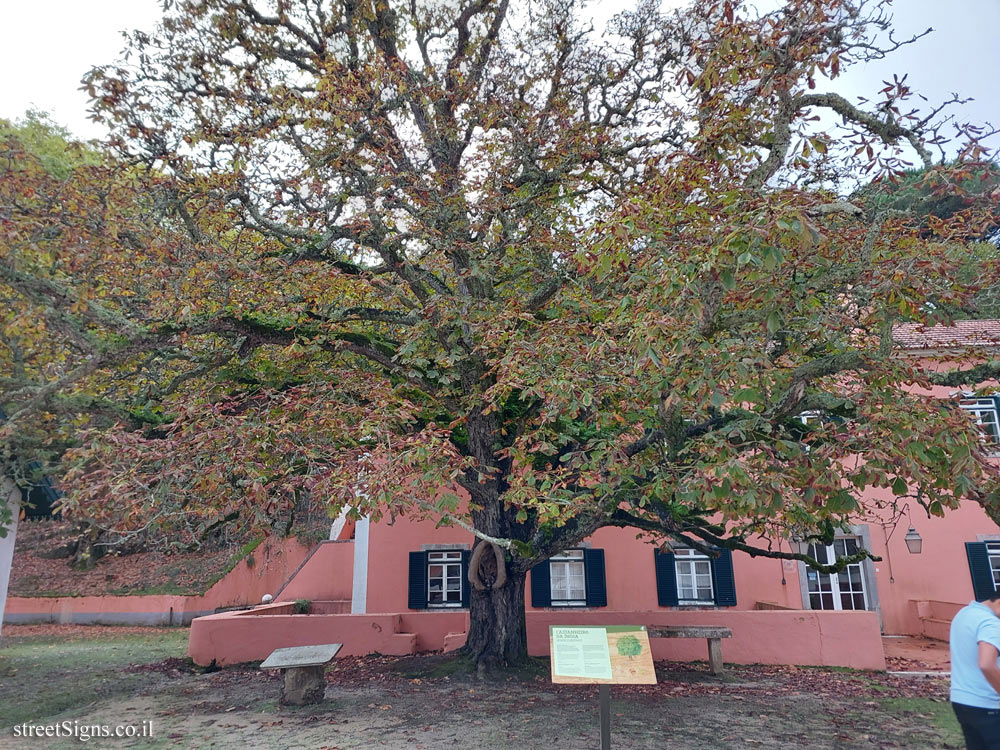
xmin=351 ymin=516 xmax=370 ymax=614
xmin=0 ymin=476 xmax=22 ymax=641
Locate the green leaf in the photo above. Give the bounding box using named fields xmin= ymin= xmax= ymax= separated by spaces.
xmin=439 ymin=493 xmax=462 ymax=510
xmin=733 ymin=387 xmax=762 ymax=403
xmin=762 ymin=245 xmax=784 ymax=270
xmin=595 ymin=253 xmax=613 ymax=280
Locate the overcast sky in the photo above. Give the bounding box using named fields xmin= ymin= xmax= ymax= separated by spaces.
xmin=2 ymin=0 xmax=997 ymax=146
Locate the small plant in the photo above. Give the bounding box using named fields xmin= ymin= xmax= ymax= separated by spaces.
xmin=617 ymin=635 xmax=642 ymax=660
xmin=292 ymin=599 xmax=311 ymax=615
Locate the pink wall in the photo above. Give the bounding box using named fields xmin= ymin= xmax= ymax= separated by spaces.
xmin=584 ymin=500 xmax=997 ymax=636
xmin=864 ymin=498 xmax=996 ymax=634
xmin=400 ymin=611 xmax=470 ymax=652
xmin=585 ymin=526 xmax=802 ymax=612
xmin=273 ymin=540 xmax=354 ymax=603
xmin=6 ymin=593 xmax=205 ymax=626
xmin=188 ymin=606 xmax=469 ymax=665
xmin=361 ymin=499 xmax=993 ymax=640
xmin=204 ymin=536 xmax=313 ymax=607
xmin=367 ymin=516 xmax=474 ymax=614
xmin=366 ymin=516 xmax=801 ymax=615
xmin=525 ymin=610 xmax=884 ymax=670
xmin=188 ymin=606 xmax=884 ymax=670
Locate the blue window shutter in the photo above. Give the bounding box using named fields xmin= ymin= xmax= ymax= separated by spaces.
xmin=711 ymin=549 xmax=738 ymax=607
xmin=408 ymin=551 xmax=428 ymax=609
xmin=461 ymin=549 xmax=471 ymax=608
xmin=584 ymin=549 xmax=607 ymax=607
xmin=654 ymin=550 xmax=679 ymax=606
xmin=530 ymin=560 xmax=552 ymax=607
xmin=967 ymin=542 xmax=996 ymax=601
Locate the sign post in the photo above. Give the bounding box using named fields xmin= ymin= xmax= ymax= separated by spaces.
xmin=549 ymin=625 xmax=656 ymax=749
xmin=599 ymin=684 xmax=611 ymax=750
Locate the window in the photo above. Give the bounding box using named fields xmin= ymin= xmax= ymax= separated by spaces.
xmin=795 ymin=411 xmax=831 ymax=454
xmin=967 ymin=541 xmax=1000 ymax=600
xmin=674 ymin=548 xmax=715 ymax=604
xmin=530 ymin=548 xmax=607 ymax=608
xmin=988 ymin=541 xmax=1000 ymax=589
xmin=408 ymin=549 xmax=469 ymax=610
xmin=960 ymin=398 xmax=1000 ymax=447
xmin=805 ymin=537 xmax=869 ymax=611
xmin=549 ymin=550 xmax=587 ymax=606
xmin=654 ymin=548 xmax=737 ymax=607
xmin=427 ymin=550 xmax=464 ymax=607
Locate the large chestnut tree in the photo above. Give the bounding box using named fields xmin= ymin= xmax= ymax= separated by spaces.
xmin=3 ymin=0 xmax=1000 ymax=671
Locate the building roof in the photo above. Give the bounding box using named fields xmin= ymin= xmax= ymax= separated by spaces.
xmin=893 ymin=319 xmax=1000 ymax=350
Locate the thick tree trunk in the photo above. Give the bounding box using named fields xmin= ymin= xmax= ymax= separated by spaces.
xmin=462 ymin=406 xmax=530 ymax=673
xmin=464 ymin=571 xmax=528 ymax=673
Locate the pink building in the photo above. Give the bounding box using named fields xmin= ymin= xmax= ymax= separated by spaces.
xmin=188 ymin=320 xmax=1000 ymax=670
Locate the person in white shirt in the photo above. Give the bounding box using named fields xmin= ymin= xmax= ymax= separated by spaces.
xmin=951 ymin=594 xmax=1000 ymax=749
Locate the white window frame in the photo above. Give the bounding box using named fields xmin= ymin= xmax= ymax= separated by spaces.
xmin=960 ymin=397 xmax=1000 ymax=452
xmin=426 ymin=550 xmax=463 ymax=608
xmin=987 ymin=541 xmax=1000 ymax=589
xmin=804 ymin=537 xmax=869 ymax=612
xmin=674 ymin=548 xmax=715 ymax=605
xmin=549 ymin=549 xmax=587 ymax=607
xmin=796 ymin=411 xmax=824 ymax=453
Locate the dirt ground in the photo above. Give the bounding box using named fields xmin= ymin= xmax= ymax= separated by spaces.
xmin=882 ymin=635 xmax=952 ymax=671
xmin=0 ymin=625 xmax=962 ymax=749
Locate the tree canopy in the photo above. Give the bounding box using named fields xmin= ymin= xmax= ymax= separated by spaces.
xmin=3 ymin=0 xmax=1000 ymax=669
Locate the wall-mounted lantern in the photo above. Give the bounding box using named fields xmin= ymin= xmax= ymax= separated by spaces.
xmin=904 ymin=527 xmax=923 ymax=554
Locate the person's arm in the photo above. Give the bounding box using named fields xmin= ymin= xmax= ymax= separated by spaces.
xmin=978 ymin=641 xmax=1000 ymax=696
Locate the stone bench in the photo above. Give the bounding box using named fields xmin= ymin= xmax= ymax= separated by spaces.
xmin=647 ymin=626 xmax=733 ymax=675
xmin=260 ymin=643 xmax=342 ymax=705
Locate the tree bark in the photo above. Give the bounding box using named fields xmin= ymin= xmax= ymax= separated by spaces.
xmin=461 ymin=406 xmax=531 ymax=673
xmin=464 ymin=571 xmax=528 ymax=674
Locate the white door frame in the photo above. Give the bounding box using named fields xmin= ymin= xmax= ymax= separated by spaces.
xmin=796 ymin=524 xmax=881 ymax=627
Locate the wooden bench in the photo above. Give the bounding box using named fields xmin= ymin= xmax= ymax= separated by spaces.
xmin=260 ymin=643 xmax=342 ymax=705
xmin=647 ymin=626 xmax=733 ymax=675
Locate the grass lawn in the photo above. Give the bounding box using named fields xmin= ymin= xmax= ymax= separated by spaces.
xmin=0 ymin=625 xmax=964 ymax=749
xmin=0 ymin=626 xmax=188 ymax=728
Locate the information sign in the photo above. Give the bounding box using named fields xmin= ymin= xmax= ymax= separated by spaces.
xmin=549 ymin=625 xmax=656 ymax=685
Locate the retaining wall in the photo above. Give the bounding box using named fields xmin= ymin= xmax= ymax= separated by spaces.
xmin=913 ymin=599 xmax=963 ymax=642
xmin=188 ymin=606 xmax=885 ymax=670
